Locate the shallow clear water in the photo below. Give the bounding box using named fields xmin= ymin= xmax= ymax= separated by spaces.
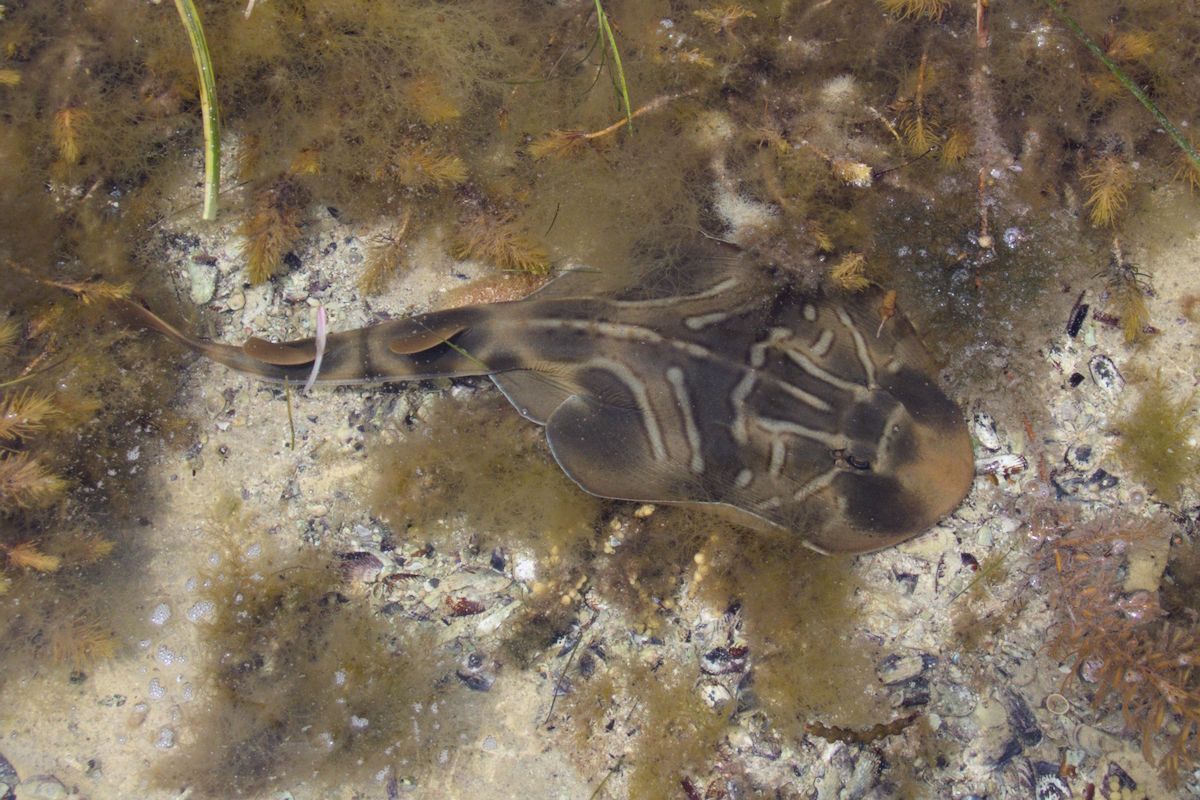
xmin=2 ymin=1 xmax=1199 ymax=797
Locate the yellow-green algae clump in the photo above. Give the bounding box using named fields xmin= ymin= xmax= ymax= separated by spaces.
xmin=153 ymin=494 xmax=480 ymax=797
xmin=1116 ymin=372 xmax=1199 ymax=505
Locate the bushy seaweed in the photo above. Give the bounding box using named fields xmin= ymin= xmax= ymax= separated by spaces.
xmin=1040 ymin=512 xmax=1200 ymax=788
xmin=1115 ymin=372 xmax=1198 ymax=505
xmin=153 ymin=504 xmax=474 ymax=797
xmin=0 ymin=276 xmax=184 ymax=681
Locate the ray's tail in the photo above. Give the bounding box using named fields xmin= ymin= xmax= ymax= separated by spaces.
xmin=113 ymin=298 xmax=494 ymax=385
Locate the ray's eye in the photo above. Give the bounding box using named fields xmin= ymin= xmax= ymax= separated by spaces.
xmin=846 ymin=455 xmax=871 ymax=470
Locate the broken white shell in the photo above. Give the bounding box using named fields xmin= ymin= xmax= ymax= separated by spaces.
xmin=1088 ymin=355 xmax=1124 ymax=398
xmin=972 ymin=412 xmax=1001 ymax=452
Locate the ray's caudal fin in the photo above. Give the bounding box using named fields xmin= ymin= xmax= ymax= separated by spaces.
xmin=110 ymin=298 xmax=491 ymax=386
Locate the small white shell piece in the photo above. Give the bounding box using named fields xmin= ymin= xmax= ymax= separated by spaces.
xmin=971 ymin=411 xmax=1001 ymax=452
xmin=1088 ymin=355 xmax=1124 ymax=398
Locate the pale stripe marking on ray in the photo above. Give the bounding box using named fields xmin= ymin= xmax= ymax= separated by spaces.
xmin=607 ymin=277 xmax=741 ymax=308
xmin=685 ymin=312 xmax=729 ymax=330
xmin=790 ymin=467 xmax=840 ymax=503
xmin=735 ymin=468 xmax=754 ymax=488
xmin=529 ymin=319 xmax=715 ymax=364
xmin=755 ymin=417 xmax=846 ymax=450
xmin=781 ymin=344 xmax=868 ymax=397
xmin=530 ymin=319 xmax=665 ymax=344
xmin=835 ymin=305 xmax=877 ymax=388
xmin=809 ymin=328 xmax=834 ymax=358
xmin=666 ymin=366 xmax=705 ymax=474
xmin=672 ymin=341 xmax=713 ymax=360
xmin=590 ymin=356 xmax=667 ymax=462
xmin=769 ymin=439 xmax=787 ymax=477
xmin=729 ymin=372 xmax=757 ymax=445
xmin=776 ymin=378 xmax=833 ymax=412
xmin=749 ymin=328 xmax=793 ymax=368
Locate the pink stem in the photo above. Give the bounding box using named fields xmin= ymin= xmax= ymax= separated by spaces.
xmin=303 ymin=305 xmax=326 ymax=394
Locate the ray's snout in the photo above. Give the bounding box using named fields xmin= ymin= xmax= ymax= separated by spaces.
xmin=897 ymin=413 xmax=976 ymax=533
xmin=876 ymin=367 xmax=975 ymax=548
xmin=821 ymin=366 xmax=975 ymax=553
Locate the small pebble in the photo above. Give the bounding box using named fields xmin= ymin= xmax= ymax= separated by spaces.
xmin=188 ymin=260 xmax=217 ymax=305
xmin=972 ymin=412 xmax=1001 ymax=451
xmin=18 ymin=775 xmax=67 ymax=799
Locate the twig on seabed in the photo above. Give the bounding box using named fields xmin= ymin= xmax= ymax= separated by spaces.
xmin=977 ymin=168 xmax=993 ymax=249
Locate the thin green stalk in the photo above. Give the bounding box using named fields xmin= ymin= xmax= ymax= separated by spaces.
xmin=949 ymin=540 xmax=1018 ymax=605
xmin=588 ymin=755 xmax=625 ymax=800
xmin=1042 ymin=0 xmax=1200 ymax=176
xmin=417 ymin=322 xmax=490 ymax=371
xmin=593 ymin=0 xmax=632 ymax=132
xmin=173 ymin=0 xmax=221 ymax=220
xmin=0 ymin=358 xmax=69 ymax=388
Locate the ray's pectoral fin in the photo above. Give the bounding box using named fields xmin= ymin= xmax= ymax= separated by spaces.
xmin=544 ymin=394 xmax=693 ymax=504
xmin=491 ymin=370 xmax=577 ymax=424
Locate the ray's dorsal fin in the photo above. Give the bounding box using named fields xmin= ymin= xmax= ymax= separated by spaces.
xmin=386 ymin=322 xmax=469 ymax=355
xmin=243 ymin=336 xmax=317 ymax=365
